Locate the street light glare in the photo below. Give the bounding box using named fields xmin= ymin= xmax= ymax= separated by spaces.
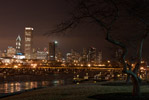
xmin=54 ymin=41 xmax=58 ymax=44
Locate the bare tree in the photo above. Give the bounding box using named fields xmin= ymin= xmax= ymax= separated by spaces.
xmin=49 ymin=0 xmax=149 ymax=97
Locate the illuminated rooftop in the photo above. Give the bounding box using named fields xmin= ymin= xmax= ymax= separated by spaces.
xmin=25 ymin=27 xmax=34 ymax=30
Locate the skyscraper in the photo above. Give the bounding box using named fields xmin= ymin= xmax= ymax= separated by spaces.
xmin=16 ymin=35 xmax=22 ymax=53
xmin=97 ymin=51 xmax=102 ymax=64
xmin=24 ymin=27 xmax=33 ymax=59
xmin=49 ymin=41 xmax=58 ymax=61
xmin=82 ymin=48 xmax=88 ymax=64
xmin=88 ymin=47 xmax=96 ymax=63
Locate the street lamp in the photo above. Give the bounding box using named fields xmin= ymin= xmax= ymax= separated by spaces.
xmin=54 ymin=41 xmax=58 ymax=44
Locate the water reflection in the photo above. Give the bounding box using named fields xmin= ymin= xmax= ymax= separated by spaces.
xmin=53 ymin=80 xmax=65 ymax=86
xmin=0 ymin=80 xmax=64 ymax=94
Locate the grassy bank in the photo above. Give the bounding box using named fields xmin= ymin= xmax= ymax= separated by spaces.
xmin=1 ymin=81 xmax=149 ymax=100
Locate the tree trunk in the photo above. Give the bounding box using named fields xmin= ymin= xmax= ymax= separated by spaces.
xmin=131 ymin=76 xmax=141 ymax=97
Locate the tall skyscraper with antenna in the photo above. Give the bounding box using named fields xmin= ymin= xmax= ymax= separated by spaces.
xmin=16 ymin=35 xmax=22 ymax=53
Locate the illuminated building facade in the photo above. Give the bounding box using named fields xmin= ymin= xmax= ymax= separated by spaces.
xmin=55 ymin=50 xmax=62 ymax=62
xmin=36 ymin=50 xmax=48 ymax=60
xmin=13 ymin=53 xmax=25 ymax=59
xmin=16 ymin=35 xmax=22 ymax=53
xmin=97 ymin=51 xmax=102 ymax=64
xmin=66 ymin=49 xmax=81 ymax=65
xmin=66 ymin=53 xmax=71 ymax=63
xmin=24 ymin=27 xmax=33 ymax=59
xmin=81 ymin=48 xmax=88 ymax=64
xmin=7 ymin=47 xmax=16 ymax=57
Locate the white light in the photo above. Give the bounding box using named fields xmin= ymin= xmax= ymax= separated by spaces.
xmin=25 ymin=27 xmax=34 ymax=30
xmin=54 ymin=41 xmax=58 ymax=44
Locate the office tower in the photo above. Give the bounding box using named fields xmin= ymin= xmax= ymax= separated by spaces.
xmin=88 ymin=47 xmax=96 ymax=63
xmin=55 ymin=50 xmax=62 ymax=62
xmin=16 ymin=35 xmax=22 ymax=53
xmin=24 ymin=27 xmax=33 ymax=59
xmin=66 ymin=53 xmax=71 ymax=63
xmin=82 ymin=48 xmax=88 ymax=64
xmin=49 ymin=41 xmax=58 ymax=60
xmin=2 ymin=50 xmax=7 ymax=57
xmin=97 ymin=51 xmax=102 ymax=64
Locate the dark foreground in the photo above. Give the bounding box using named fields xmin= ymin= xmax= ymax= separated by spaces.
xmin=89 ymin=93 xmax=149 ymax=100
xmin=0 ymin=81 xmax=149 ymax=100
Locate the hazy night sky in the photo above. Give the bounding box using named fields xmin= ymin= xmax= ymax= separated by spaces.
xmin=0 ymin=0 xmax=149 ymax=60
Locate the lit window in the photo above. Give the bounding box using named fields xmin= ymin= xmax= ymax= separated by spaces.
xmin=25 ymin=44 xmax=31 ymax=46
xmin=25 ymin=38 xmax=31 ymax=41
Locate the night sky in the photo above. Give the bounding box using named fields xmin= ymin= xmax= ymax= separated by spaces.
xmin=0 ymin=0 xmax=149 ymax=60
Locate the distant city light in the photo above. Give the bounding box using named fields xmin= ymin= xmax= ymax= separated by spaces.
xmin=14 ymin=65 xmax=18 ymax=68
xmin=107 ymin=60 xmax=110 ymax=63
xmin=141 ymin=61 xmax=145 ymax=64
xmin=5 ymin=63 xmax=9 ymax=66
xmin=31 ymin=64 xmax=37 ymax=68
xmin=18 ymin=64 xmax=21 ymax=66
xmin=88 ymin=64 xmax=91 ymax=67
xmin=16 ymin=53 xmax=23 ymax=55
xmin=98 ymin=64 xmax=106 ymax=66
xmin=140 ymin=67 xmax=145 ymax=70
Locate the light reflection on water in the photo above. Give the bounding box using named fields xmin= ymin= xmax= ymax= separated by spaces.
xmin=0 ymin=80 xmax=64 ymax=94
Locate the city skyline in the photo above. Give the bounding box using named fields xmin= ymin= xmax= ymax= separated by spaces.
xmin=0 ymin=0 xmax=119 ymax=59
xmin=0 ymin=27 xmax=103 ymax=65
xmin=0 ymin=26 xmax=105 ymax=59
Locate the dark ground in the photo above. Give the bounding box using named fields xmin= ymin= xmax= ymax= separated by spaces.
xmin=89 ymin=93 xmax=149 ymax=100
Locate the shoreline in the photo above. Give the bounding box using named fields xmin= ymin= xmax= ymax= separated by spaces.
xmin=0 ymin=81 xmax=149 ymax=100
xmin=0 ymin=87 xmax=44 ymax=99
